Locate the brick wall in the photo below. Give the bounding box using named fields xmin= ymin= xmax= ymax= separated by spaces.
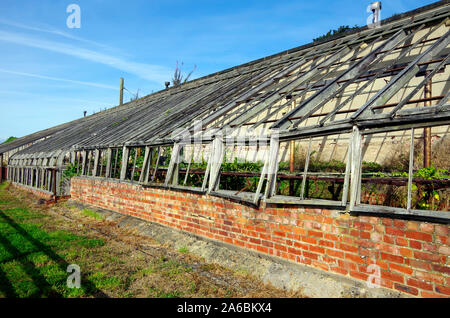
xmin=12 ymin=183 xmax=54 ymax=201
xmin=71 ymin=176 xmax=450 ymax=298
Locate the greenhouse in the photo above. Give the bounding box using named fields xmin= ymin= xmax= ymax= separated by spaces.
xmin=1 ymin=1 xmax=450 ymax=221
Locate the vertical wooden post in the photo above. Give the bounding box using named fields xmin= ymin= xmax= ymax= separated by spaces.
xmin=183 ymin=146 xmax=195 ymax=186
xmin=40 ymin=168 xmax=45 ymax=189
xmin=131 ymin=149 xmax=137 ymax=182
xmin=52 ymin=169 xmax=57 ymax=199
xmin=152 ymin=147 xmax=161 ymax=182
xmin=289 ymin=100 xmax=296 ymax=195
xmin=341 ymin=138 xmax=353 ymax=206
xmin=300 ymin=137 xmax=312 ymax=200
xmin=120 ymin=78 xmax=124 ymax=106
xmin=105 ymin=148 xmax=112 ymax=178
xmin=120 ymin=146 xmax=130 ymax=180
xmin=139 ymin=146 xmax=151 ymax=183
xmin=93 ymin=149 xmax=100 ymax=177
xmin=0 ymin=153 xmax=3 ymax=182
xmin=350 ymin=126 xmax=362 ymax=211
xmin=423 ymin=72 xmax=432 ymax=168
xmin=76 ymin=152 xmax=80 ymax=174
xmin=407 ymin=128 xmax=415 ymax=211
xmin=165 ymin=144 xmax=181 ymax=186
xmin=265 ymin=135 xmax=280 ymax=198
xmin=113 ymin=149 xmax=119 ymax=178
xmin=70 ymin=152 xmax=76 ymax=165
xmin=81 ymin=151 xmax=87 ymax=176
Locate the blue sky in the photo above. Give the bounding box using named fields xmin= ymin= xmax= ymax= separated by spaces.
xmin=0 ymin=0 xmax=437 ymax=141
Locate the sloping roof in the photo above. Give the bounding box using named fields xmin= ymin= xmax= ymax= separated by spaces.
xmin=6 ymin=0 xmax=450 ymax=160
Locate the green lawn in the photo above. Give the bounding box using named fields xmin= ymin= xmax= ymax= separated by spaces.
xmin=0 ymin=183 xmax=109 ymax=297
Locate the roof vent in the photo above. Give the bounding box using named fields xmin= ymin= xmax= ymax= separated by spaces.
xmin=368 ymin=1 xmax=382 ymax=28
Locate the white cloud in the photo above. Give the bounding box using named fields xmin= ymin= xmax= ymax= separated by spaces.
xmin=0 ymin=30 xmax=172 ymax=84
xmin=0 ymin=68 xmax=117 ymax=90
xmin=0 ymin=18 xmax=114 ymax=51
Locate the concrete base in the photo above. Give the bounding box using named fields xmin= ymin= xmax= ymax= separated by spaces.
xmin=69 ymin=200 xmax=408 ymax=298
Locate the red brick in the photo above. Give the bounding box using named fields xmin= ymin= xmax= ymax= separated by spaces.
xmin=396 ymin=237 xmax=408 ymax=247
xmin=360 ymin=231 xmax=371 ymax=240
xmin=309 ymin=245 xmax=325 ymax=254
xmin=438 ymin=235 xmax=450 ymax=245
xmin=377 ymin=243 xmax=399 ymax=254
xmin=370 ymin=232 xmax=383 ymax=242
xmin=405 ymin=259 xmax=432 ymax=271
xmin=435 ymin=285 xmax=450 ymax=296
xmin=279 ymin=224 xmax=292 ymax=232
xmin=337 ymin=259 xmax=357 ymax=271
xmin=322 ymin=255 xmax=337 ymax=264
xmin=287 ymin=247 xmax=302 ymax=256
xmin=256 ymin=245 xmax=269 ymax=254
xmin=383 ymin=235 xmax=395 ymax=244
xmin=324 ymin=233 xmax=339 ymax=241
xmin=339 ymin=243 xmax=358 ymax=253
xmin=399 ymin=247 xmax=413 ymax=258
xmin=307 ymin=230 xmax=323 ymax=238
xmin=353 ymin=222 xmax=373 ymax=231
xmin=349 ymin=271 xmax=368 ymax=281
xmin=414 ymin=251 xmax=443 ymax=263
xmin=394 ymin=283 xmax=418 ymax=296
xmin=422 ymin=243 xmax=437 ymax=253
xmin=273 ymin=230 xmax=286 ymax=237
xmin=435 ymin=225 xmax=449 ymax=236
xmin=355 ymin=239 xmax=375 ymax=249
xmin=406 ymin=230 xmax=432 ymax=242
xmin=292 ymin=227 xmax=307 ymax=235
xmin=312 ymin=261 xmax=329 ymax=272
xmin=438 ymin=246 xmax=450 ymax=256
xmin=380 ymin=278 xmax=394 ymax=289
xmin=326 ymin=249 xmax=345 ymax=259
xmin=330 ymin=267 xmax=348 ymax=276
xmin=406 ymin=278 xmax=433 ymax=291
xmin=385 ymin=227 xmax=406 ymax=236
xmin=380 ymin=252 xmax=404 ymax=264
xmin=393 ymin=219 xmax=406 ymax=228
xmin=380 ymin=270 xmax=404 ymax=284
xmin=431 ymin=264 xmax=450 ymax=274
xmin=344 ymin=253 xmax=365 ymax=264
xmin=293 ymin=241 xmax=308 ymax=250
xmin=415 ymin=271 xmax=445 ymax=284
xmin=409 ymin=240 xmax=422 ymax=249
xmin=421 ymin=291 xmax=447 ymax=298
xmin=301 ymin=236 xmax=317 ymax=245
xmin=419 ymin=223 xmax=434 ymax=233
xmin=368 ymin=259 xmax=389 ymax=270
xmin=303 ymin=251 xmax=319 ymax=260
xmin=318 ymin=240 xmax=334 ymax=248
xmin=389 ymin=263 xmax=413 ymax=275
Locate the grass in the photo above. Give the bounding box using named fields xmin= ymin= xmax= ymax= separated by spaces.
xmin=81 ymin=209 xmax=103 ymax=220
xmin=0 ymin=182 xmax=305 ymax=298
xmin=0 ymin=187 xmax=110 ymax=297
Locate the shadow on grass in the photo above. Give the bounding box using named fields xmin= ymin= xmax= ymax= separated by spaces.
xmin=0 ymin=212 xmax=109 ymax=298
